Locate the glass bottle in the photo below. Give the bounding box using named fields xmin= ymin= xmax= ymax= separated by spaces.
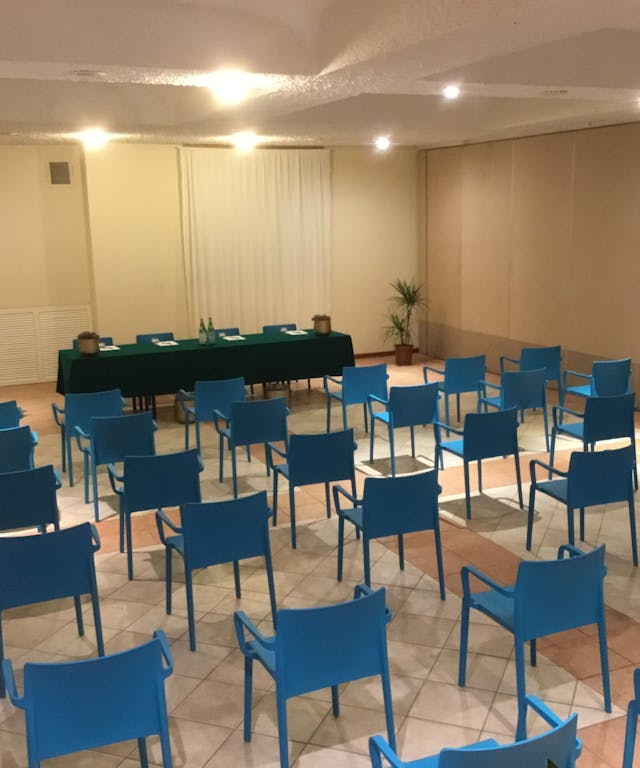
xmin=198 ymin=318 xmax=207 ymax=345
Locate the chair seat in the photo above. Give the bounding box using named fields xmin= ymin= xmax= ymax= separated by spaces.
xmin=555 ymin=422 xmax=584 ymax=440
xmin=404 ymin=739 xmax=500 ymax=767
xmin=565 ymin=384 xmax=591 ymax=398
xmin=167 ymin=534 xmax=184 ymax=555
xmin=274 ymin=463 xmax=290 ymax=479
xmin=339 ymin=505 xmax=364 ymax=529
xmin=533 ymin=478 xmax=568 ymax=503
xmin=483 ymin=396 xmax=501 ymax=410
xmin=371 ymin=411 xmax=390 ymax=425
xmin=440 ymin=439 xmax=464 ymax=457
xmin=246 ymin=638 xmax=275 ymax=675
xmin=470 ymin=587 xmax=515 ymax=631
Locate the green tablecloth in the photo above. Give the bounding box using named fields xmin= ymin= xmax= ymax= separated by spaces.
xmin=56 ymin=331 xmax=355 ymax=396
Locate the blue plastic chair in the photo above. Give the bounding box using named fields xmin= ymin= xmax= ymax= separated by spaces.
xmin=0 ymin=425 xmax=38 ymax=472
xmin=109 ymin=449 xmax=202 ymax=579
xmin=72 ymin=336 xmax=114 ymax=350
xmin=501 ymin=344 xmax=563 ymax=399
xmin=435 ymin=408 xmax=523 ymax=519
xmin=460 ymin=544 xmax=609 ymax=741
xmin=214 ymin=326 xmax=240 ymax=340
xmin=0 ymin=400 xmax=23 ymax=429
xmin=214 ymin=397 xmax=289 ymax=498
xmin=325 ymin=363 xmax=388 ymax=433
xmin=3 ymin=630 xmax=173 ymax=767
xmin=335 ymin=470 xmax=445 ymax=597
xmin=157 ymin=491 xmax=277 ymax=650
xmin=0 ymin=522 xmax=104 ymax=698
xmin=136 ymin=332 xmax=175 ymax=344
xmin=0 ymin=465 xmax=61 ymax=533
xmin=563 ymin=356 xmax=631 ymax=401
xmin=270 ymin=429 xmax=356 ymax=549
xmin=262 ymin=323 xmax=296 ymax=333
xmin=479 ymin=368 xmax=550 ymax=451
xmin=235 ymin=585 xmax=395 ymax=768
xmin=550 ymin=392 xmax=637 ymax=488
xmin=424 ymin=355 xmax=486 ymax=428
xmin=369 ymin=695 xmax=580 ymax=768
xmin=178 ymin=377 xmax=246 ymax=452
xmin=528 ymin=446 xmax=637 ymax=562
xmin=368 ymin=383 xmax=440 ymax=476
xmin=623 ymin=668 xmax=640 ymax=768
xmin=51 ymin=389 xmax=124 ymax=487
xmin=75 ymin=411 xmax=157 ymax=522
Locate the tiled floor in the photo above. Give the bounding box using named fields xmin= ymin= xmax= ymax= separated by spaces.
xmin=1 ymin=354 xmax=638 ymax=766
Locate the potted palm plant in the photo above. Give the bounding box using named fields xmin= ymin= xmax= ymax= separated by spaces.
xmin=383 ymin=278 xmax=424 ymax=365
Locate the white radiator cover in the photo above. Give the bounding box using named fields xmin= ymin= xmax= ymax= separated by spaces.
xmin=0 ymin=305 xmax=92 ymax=385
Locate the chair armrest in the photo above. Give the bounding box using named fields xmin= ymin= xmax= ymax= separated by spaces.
xmin=152 ymin=420 xmax=159 ymax=432
xmin=197 ymin=456 xmax=204 ymax=472
xmin=155 ymin=509 xmax=182 ymax=545
xmin=212 ymin=408 xmax=229 ymax=433
xmin=563 ymin=369 xmax=592 ymax=387
xmin=90 ymin=524 xmax=101 ymax=552
xmin=478 ymin=379 xmax=502 ymax=393
xmin=354 ymin=584 xmax=392 ymax=623
xmin=524 ymin=695 xmax=582 ymax=756
xmin=269 ymin=442 xmax=288 ymax=460
xmin=529 ymin=459 xmax=568 ymax=484
xmin=478 ymin=397 xmax=500 ymax=411
xmin=552 ymin=404 xmax=584 ymax=428
xmin=1 ymin=660 xmax=24 ymax=708
xmin=500 ymin=355 xmax=519 ymax=373
xmin=368 ymin=736 xmax=404 ymax=768
xmin=333 ymin=484 xmax=360 ymax=515
xmin=234 ymin=610 xmax=276 ymax=655
xmin=74 ymin=425 xmax=91 ymax=453
xmin=17 ymin=405 xmax=24 ymax=419
xmin=153 ymin=630 xmax=174 ymax=678
xmin=51 ymin=402 xmax=65 ymax=426
xmin=30 ymin=431 xmax=38 ymax=446
xmin=557 ymin=544 xmax=587 ymax=560
xmin=423 ymin=364 xmax=444 ymax=383
xmin=53 ymin=469 xmax=62 ymax=489
xmin=367 ymin=393 xmax=389 ymax=417
xmin=434 ymin=420 xmax=464 ymax=435
xmin=323 ymin=374 xmax=342 ymax=394
xmin=177 ymin=388 xmax=194 ymax=406
xmin=461 ymin=565 xmax=512 ymax=599
xmin=107 ymin=463 xmax=124 ymax=495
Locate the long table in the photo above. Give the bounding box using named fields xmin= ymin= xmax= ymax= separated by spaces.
xmin=56 ymin=331 xmax=355 ymax=396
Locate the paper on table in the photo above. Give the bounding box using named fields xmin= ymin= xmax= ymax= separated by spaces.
xmin=221 ymin=335 xmax=246 ymax=341
xmin=154 ymin=340 xmax=179 ymax=346
xmin=99 ymin=345 xmax=120 ymax=351
xmin=285 ymin=330 xmax=308 ymax=335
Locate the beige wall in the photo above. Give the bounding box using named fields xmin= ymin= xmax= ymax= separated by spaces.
xmin=425 ymin=123 xmax=640 ymax=384
xmin=0 ymin=145 xmax=92 ymax=309
xmin=84 ymin=144 xmax=189 ymax=343
xmin=332 ymin=148 xmax=423 ymax=354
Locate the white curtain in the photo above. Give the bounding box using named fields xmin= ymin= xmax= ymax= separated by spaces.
xmin=180 ymin=147 xmax=331 ymax=334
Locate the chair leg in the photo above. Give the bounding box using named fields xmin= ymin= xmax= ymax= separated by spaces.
xmin=165 ymin=546 xmax=173 ymax=614
xmin=231 ymin=446 xmax=238 ymax=498
xmin=458 ymin=597 xmax=470 ymax=686
xmin=410 ymin=425 xmax=416 ymax=458
xmin=630 ymin=498 xmax=638 ymax=567
xmin=623 ymin=701 xmax=638 ymax=768
xmin=463 ymin=462 xmax=472 ymax=520
xmin=542 ymin=405 xmax=550 ymax=453
xmin=91 ymin=591 xmax=105 ymax=656
xmin=477 ymin=460 xmax=483 ymax=493
xmin=195 ymin=421 xmax=201 ymax=457
xmin=598 ymin=616 xmax=612 ymax=713
xmin=92 ymin=462 xmax=100 ymax=522
xmin=243 ymin=656 xmax=254 ymax=742
xmin=397 ymin=533 xmax=404 ymax=571
xmin=67 ymin=437 xmax=74 ymax=487
xmin=526 ymin=486 xmax=536 ymax=551
xmin=61 ymin=425 xmax=66 ymax=473
xmin=218 ymin=433 xmax=225 ymax=482
xmin=83 ymin=451 xmax=90 ymax=504
xmin=331 ymin=685 xmax=340 ymax=717
xmin=567 ymin=506 xmax=576 ymax=546
xmin=289 ymin=485 xmax=297 ymax=549
xmin=579 ymin=508 xmax=586 ymax=541
xmin=549 ymin=430 xmax=557 ymax=478
xmin=514 ymin=640 xmax=528 ymax=741
xmin=184 ymin=417 xmax=189 ymax=451
xmin=530 ymin=638 xmax=537 ymax=667
xmin=363 ymin=403 xmax=368 ymax=433
xmin=138 ymin=737 xmax=149 ymax=768
xmin=444 ymin=396 xmax=451 ymax=436
xmin=456 ymin=393 xmax=461 ymax=422
xmin=233 ymin=561 xmax=242 ymax=598
xmin=264 ymin=550 xmax=278 ymax=628
xmin=324 ymin=482 xmax=331 ymax=518
xmin=363 ymin=534 xmax=371 ymax=587
xmin=369 ymin=416 xmax=375 ymax=463
xmin=276 ymin=690 xmax=290 ymax=768
xmin=433 ymin=526 xmax=446 ymax=601
xmin=0 ymin=620 xmax=4 ymax=698
xmin=341 ymin=402 xmax=347 ymax=431
xmin=273 ymin=469 xmax=279 ymax=526
xmin=337 ymin=515 xmax=345 ymax=582
xmin=381 ymin=670 xmax=397 ymax=752
xmin=326 ymin=397 xmax=331 ymax=432
xmin=73 ymin=594 xmax=85 ymax=637
xmin=126 ymin=512 xmax=134 ymax=580
xmin=389 ymin=424 xmax=396 ymax=477
xmin=119 ymin=505 xmax=125 ymax=553
xmin=514 ymin=451 xmax=523 ymax=509
xmin=186 ymin=570 xmax=197 ymax=651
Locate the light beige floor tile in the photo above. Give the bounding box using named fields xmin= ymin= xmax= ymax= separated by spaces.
xmin=203 ymin=729 xmax=305 ymax=768
xmin=308 ymin=703 xmax=394 ymax=755
xmin=409 ymin=680 xmax=495 ymax=729
xmin=445 ymin=621 xmax=514 ymax=658
xmin=340 ymin=674 xmax=421 ymax=715
xmin=387 ymin=613 xmax=457 ymax=648
xmin=172 ymin=679 xmax=253 ymax=728
xmin=387 ymin=641 xmax=440 ymax=679
xmin=251 ymin=694 xmax=331 ymax=741
xmin=168 ymin=638 xmax=234 ymax=679
xmin=396 ymin=717 xmax=482 ymax=761
xmin=483 ymin=693 xmax=570 ymax=737
xmin=428 ymin=649 xmax=508 ymax=692
xmin=207 ymin=648 xmax=275 ymax=691
xmin=294 ymin=743 xmax=372 ymax=767
xmin=498 ymin=658 xmax=577 ymax=704
xmin=147 ymin=717 xmax=231 ymax=768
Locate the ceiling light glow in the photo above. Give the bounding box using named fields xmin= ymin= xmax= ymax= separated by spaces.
xmin=442 ymin=84 xmax=460 ymax=100
xmin=231 ymin=131 xmax=259 ymax=152
xmin=208 ymin=70 xmax=257 ymax=105
xmin=77 ymin=128 xmax=110 ymax=150
xmin=374 ymin=135 xmax=391 ymax=151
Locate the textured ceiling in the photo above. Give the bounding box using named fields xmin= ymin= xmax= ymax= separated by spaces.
xmin=2 ymin=0 xmax=640 ymax=147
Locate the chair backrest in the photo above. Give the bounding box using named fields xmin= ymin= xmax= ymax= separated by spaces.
xmin=361 ymin=470 xmax=440 ymax=540
xmin=288 ymin=429 xmax=355 ymax=487
xmin=194 ymin=377 xmax=246 ymax=421
xmin=91 ymin=412 xmax=156 ymax=467
xmin=0 ymin=400 xmax=22 ymax=429
xmin=567 ymin=446 xmax=634 ymax=509
xmin=262 ymin=323 xmax=296 ymax=333
xmin=229 ymin=398 xmax=288 ymax=447
xmin=275 ymin=587 xmax=389 ymax=699
xmin=442 ymin=355 xmax=486 ymax=395
xmin=439 ymin=712 xmax=577 ymax=768
xmin=0 ymin=523 xmax=98 ymax=611
xmin=72 ymin=336 xmax=113 ymax=350
xmin=462 ymin=408 xmax=519 ymax=461
xmin=18 ymin=633 xmax=172 ymax=762
xmin=136 ymin=332 xmax=175 ymax=344
xmin=181 ymin=491 xmax=272 ymax=571
xmin=519 ymin=345 xmax=562 ymax=383
xmin=388 ymin=383 xmax=439 ymax=428
xmin=582 ymin=392 xmax=635 ymax=444
xmin=0 ymin=425 xmax=34 ymax=472
xmin=591 ymin=357 xmax=631 ymax=396
xmin=214 ymin=327 xmax=240 ymax=340
xmin=123 ymin=450 xmax=201 ymax=514
xmin=0 ymin=465 xmax=59 ymax=532
xmin=501 ymin=368 xmax=546 ymax=411
xmin=515 ymin=545 xmax=605 ymax=641
xmin=64 ymin=390 xmax=123 ymax=434
xmin=341 ymin=364 xmax=388 ymax=405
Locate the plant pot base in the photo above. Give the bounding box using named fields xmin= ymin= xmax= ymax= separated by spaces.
xmin=394 ymin=344 xmax=413 ymax=366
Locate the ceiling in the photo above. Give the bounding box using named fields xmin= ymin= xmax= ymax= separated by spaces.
xmin=3 ymin=0 xmax=640 ymax=148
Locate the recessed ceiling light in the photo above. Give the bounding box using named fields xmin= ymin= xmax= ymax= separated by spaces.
xmin=77 ymin=128 xmax=111 ymax=150
xmin=374 ymin=135 xmax=391 ymax=151
xmin=231 ymin=131 xmax=259 ymax=152
xmin=442 ymin=84 xmax=460 ymax=100
xmin=207 ymin=70 xmax=264 ymax=105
